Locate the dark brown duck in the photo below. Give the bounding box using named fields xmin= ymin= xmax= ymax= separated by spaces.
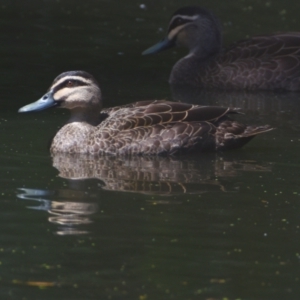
xmin=143 ymin=6 xmax=300 ymax=91
xmin=18 ymin=71 xmax=272 ymax=155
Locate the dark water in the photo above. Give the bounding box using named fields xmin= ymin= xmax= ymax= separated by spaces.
xmin=1 ymin=0 xmax=300 ymax=299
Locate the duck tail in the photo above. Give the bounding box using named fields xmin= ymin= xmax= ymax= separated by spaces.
xmin=217 ymin=125 xmax=274 ymax=151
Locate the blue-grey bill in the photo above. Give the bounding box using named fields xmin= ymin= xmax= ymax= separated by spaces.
xmin=18 ymin=92 xmax=57 ymax=113
xmin=142 ymin=38 xmax=174 ymax=55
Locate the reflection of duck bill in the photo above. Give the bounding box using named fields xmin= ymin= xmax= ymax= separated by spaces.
xmin=17 ymin=188 xmax=55 ymax=199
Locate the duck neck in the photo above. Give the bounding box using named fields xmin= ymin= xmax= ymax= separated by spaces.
xmin=170 ymin=34 xmax=222 ymax=86
xmin=68 ymin=105 xmax=102 ymax=126
xmin=170 ymin=51 xmax=219 ymax=86
xmin=170 ymin=12 xmax=223 ymax=85
xmin=193 ymin=31 xmax=222 ymax=60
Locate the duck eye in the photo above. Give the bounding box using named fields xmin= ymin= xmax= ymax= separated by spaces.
xmin=66 ymin=81 xmax=74 ymax=87
xmin=176 ymin=17 xmax=183 ymax=25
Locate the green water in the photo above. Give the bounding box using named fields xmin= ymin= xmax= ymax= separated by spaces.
xmin=1 ymin=0 xmax=300 ymax=299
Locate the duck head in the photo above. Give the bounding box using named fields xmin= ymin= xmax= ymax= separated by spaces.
xmin=18 ymin=71 xmax=102 ymax=125
xmin=142 ymin=6 xmax=222 ymax=58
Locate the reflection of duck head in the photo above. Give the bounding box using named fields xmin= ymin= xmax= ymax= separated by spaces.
xmin=143 ymin=6 xmax=300 ymax=91
xmin=17 ymin=188 xmax=98 ymax=235
xmin=19 ymin=70 xmax=272 ymax=155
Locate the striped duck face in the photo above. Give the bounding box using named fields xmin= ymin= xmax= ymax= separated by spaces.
xmin=142 ymin=6 xmax=221 ymax=55
xmin=18 ymin=71 xmax=102 ymax=113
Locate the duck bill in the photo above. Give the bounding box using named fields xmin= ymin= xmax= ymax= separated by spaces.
xmin=142 ymin=38 xmax=175 ymax=55
xmin=18 ymin=91 xmax=57 ymax=113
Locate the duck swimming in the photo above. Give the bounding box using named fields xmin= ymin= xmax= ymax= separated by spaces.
xmin=143 ymin=6 xmax=300 ymax=91
xmin=18 ymin=71 xmax=272 ymax=155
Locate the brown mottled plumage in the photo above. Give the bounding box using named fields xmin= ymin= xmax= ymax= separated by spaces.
xmin=143 ymin=6 xmax=300 ymax=91
xmin=18 ymin=71 xmax=272 ymax=155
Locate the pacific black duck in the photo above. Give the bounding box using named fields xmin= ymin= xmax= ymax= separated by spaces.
xmin=18 ymin=71 xmax=272 ymax=155
xmin=143 ymin=6 xmax=300 ymax=91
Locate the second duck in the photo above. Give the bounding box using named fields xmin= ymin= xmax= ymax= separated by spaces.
xmin=143 ymin=6 xmax=300 ymax=91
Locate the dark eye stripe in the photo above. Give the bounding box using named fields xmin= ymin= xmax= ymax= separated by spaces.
xmin=168 ymin=17 xmax=192 ymax=33
xmin=53 ymin=79 xmax=88 ymax=92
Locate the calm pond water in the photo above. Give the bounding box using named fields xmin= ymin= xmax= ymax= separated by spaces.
xmin=1 ymin=0 xmax=300 ymax=299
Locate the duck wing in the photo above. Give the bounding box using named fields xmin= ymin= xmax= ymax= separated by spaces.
xmin=95 ymin=118 xmax=272 ymax=155
xmin=95 ymin=100 xmax=272 ymax=155
xmin=216 ymin=32 xmax=300 ymax=90
xmin=100 ymin=100 xmax=240 ymax=130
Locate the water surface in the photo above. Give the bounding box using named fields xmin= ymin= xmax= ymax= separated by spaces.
xmin=1 ymin=0 xmax=300 ymax=299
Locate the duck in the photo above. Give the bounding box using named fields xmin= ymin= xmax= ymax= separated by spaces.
xmin=142 ymin=6 xmax=300 ymax=91
xmin=18 ymin=71 xmax=272 ymax=155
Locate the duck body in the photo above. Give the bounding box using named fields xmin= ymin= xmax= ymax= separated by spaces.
xmin=18 ymin=71 xmax=272 ymax=156
xmin=51 ymin=100 xmax=268 ymax=155
xmin=143 ymin=6 xmax=300 ymax=91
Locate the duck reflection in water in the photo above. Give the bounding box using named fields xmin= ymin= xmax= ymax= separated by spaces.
xmin=51 ymin=153 xmax=272 ymax=195
xmin=17 ymin=154 xmax=271 ymax=235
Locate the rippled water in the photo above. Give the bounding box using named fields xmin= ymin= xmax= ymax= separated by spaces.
xmin=1 ymin=0 xmax=300 ymax=299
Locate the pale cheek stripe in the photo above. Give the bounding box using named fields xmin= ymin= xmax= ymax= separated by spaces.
xmin=53 ymin=88 xmax=69 ymax=100
xmin=168 ymin=24 xmax=186 ymax=40
xmin=53 ymin=86 xmax=88 ymax=100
